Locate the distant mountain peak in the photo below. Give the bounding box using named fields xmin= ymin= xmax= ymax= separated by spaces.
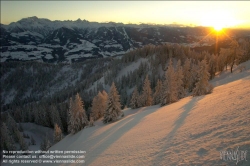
xmin=76 ymin=18 xmax=82 ymax=22
xmin=29 ymin=16 xmax=39 ymax=20
xmin=20 ymin=16 xmax=39 ymax=22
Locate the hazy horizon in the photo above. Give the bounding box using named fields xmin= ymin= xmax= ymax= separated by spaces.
xmin=1 ymin=1 xmax=250 ymax=29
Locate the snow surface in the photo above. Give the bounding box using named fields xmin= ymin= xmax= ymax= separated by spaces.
xmin=19 ymin=123 xmax=54 ymax=151
xmin=7 ymin=61 xmax=250 ymax=166
xmin=0 ymin=45 xmax=53 ymax=62
xmin=65 ymin=40 xmax=96 ymax=55
xmin=53 ymin=73 xmax=250 ymax=166
xmin=10 ymin=31 xmax=44 ymax=39
xmin=86 ymin=58 xmax=148 ymax=94
xmin=104 ymin=44 xmax=123 ymax=49
xmin=2 ymin=88 xmax=17 ymax=105
xmin=210 ymin=60 xmax=250 ymax=87
xmin=44 ymin=54 xmax=53 ymax=60
xmin=117 ymin=58 xmax=148 ymax=80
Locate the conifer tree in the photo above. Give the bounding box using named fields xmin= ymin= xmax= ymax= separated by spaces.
xmin=6 ymin=114 xmax=20 ymax=142
xmin=192 ymin=59 xmax=213 ymax=96
xmin=53 ymin=123 xmax=63 ymax=144
xmin=176 ymin=60 xmax=185 ymax=99
xmin=228 ymin=41 xmax=244 ymax=73
xmin=161 ymin=59 xmax=178 ymax=106
xmin=183 ymin=58 xmax=191 ymax=90
xmin=103 ymin=82 xmax=122 ymax=123
xmin=91 ymin=95 xmax=99 ymax=120
xmin=101 ymin=90 xmax=108 ymax=112
xmin=50 ymin=105 xmax=63 ymax=132
xmin=40 ymin=133 xmax=51 ymax=151
xmin=190 ymin=62 xmax=199 ymax=92
xmin=1 ymin=122 xmax=16 ymax=151
xmin=19 ymin=134 xmax=28 ymax=150
xmin=68 ymin=93 xmax=88 ymax=134
xmin=102 ymin=90 xmax=108 ymax=100
xmin=208 ymin=54 xmax=217 ymax=79
xmin=89 ymin=117 xmax=94 ymax=127
xmin=141 ymin=75 xmax=153 ymax=106
xmin=67 ymin=97 xmax=73 ymax=133
xmin=91 ymin=91 xmax=108 ymax=120
xmin=153 ymin=79 xmax=162 ymax=105
xmin=130 ymin=86 xmax=140 ymax=109
xmin=219 ymin=48 xmax=230 ymax=71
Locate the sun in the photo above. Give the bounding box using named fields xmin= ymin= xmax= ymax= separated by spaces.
xmin=200 ymin=10 xmax=239 ymax=30
xmin=213 ymin=25 xmax=223 ymax=31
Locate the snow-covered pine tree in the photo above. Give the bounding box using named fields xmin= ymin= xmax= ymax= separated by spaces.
xmin=183 ymin=58 xmax=191 ymax=91
xmin=228 ymin=41 xmax=244 ymax=73
xmin=101 ymin=90 xmax=108 ymax=110
xmin=6 ymin=114 xmax=20 ymax=142
xmin=176 ymin=60 xmax=185 ymax=99
xmin=103 ymin=82 xmax=122 ymax=123
xmin=42 ymin=106 xmax=49 ymax=126
xmin=153 ymin=79 xmax=162 ymax=105
xmin=219 ymin=48 xmax=230 ymax=71
xmin=141 ymin=75 xmax=153 ymax=106
xmin=238 ymin=39 xmax=250 ymax=63
xmin=91 ymin=90 xmax=108 ymax=120
xmin=19 ymin=134 xmax=28 ymax=150
xmin=102 ymin=90 xmax=108 ymax=99
xmin=192 ymin=59 xmax=213 ymax=96
xmin=1 ymin=122 xmax=16 ymax=151
xmin=91 ymin=95 xmax=100 ymax=120
xmin=190 ymin=61 xmax=199 ymax=92
xmin=53 ymin=123 xmax=63 ymax=144
xmin=40 ymin=133 xmax=51 ymax=151
xmin=130 ymin=86 xmax=140 ymax=109
xmin=50 ymin=105 xmax=63 ymax=132
xmin=89 ymin=117 xmax=94 ymax=127
xmin=67 ymin=97 xmax=73 ymax=133
xmin=161 ymin=59 xmax=178 ymax=106
xmin=68 ymin=93 xmax=88 ymax=134
xmin=208 ymin=54 xmax=217 ymax=79
xmin=97 ymin=92 xmax=105 ymax=118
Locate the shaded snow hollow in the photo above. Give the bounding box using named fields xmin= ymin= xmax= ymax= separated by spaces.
xmin=5 ymin=61 xmax=250 ymax=166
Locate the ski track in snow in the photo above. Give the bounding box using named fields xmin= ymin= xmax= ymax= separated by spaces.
xmin=5 ymin=61 xmax=250 ymax=166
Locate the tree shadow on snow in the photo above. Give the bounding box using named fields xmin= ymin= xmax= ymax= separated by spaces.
xmin=85 ymin=105 xmax=159 ymax=165
xmin=151 ymin=96 xmax=204 ymax=165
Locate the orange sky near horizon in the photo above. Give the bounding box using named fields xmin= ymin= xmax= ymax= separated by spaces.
xmin=1 ymin=1 xmax=250 ymax=29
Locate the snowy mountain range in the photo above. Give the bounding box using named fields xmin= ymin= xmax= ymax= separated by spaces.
xmin=0 ymin=16 xmax=220 ymax=63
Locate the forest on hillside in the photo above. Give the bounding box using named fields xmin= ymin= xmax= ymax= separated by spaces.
xmin=1 ymin=37 xmax=250 ymax=152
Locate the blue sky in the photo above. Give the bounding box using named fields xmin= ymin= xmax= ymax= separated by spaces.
xmin=1 ymin=1 xmax=250 ymax=28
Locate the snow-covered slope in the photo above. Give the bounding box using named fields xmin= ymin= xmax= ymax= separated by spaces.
xmin=7 ymin=61 xmax=249 ymax=166
xmin=210 ymin=60 xmax=250 ymax=87
xmin=55 ymin=75 xmax=250 ymax=166
xmin=19 ymin=123 xmax=54 ymax=151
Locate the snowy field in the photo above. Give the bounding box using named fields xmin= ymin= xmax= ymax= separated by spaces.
xmin=3 ymin=61 xmax=250 ymax=166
